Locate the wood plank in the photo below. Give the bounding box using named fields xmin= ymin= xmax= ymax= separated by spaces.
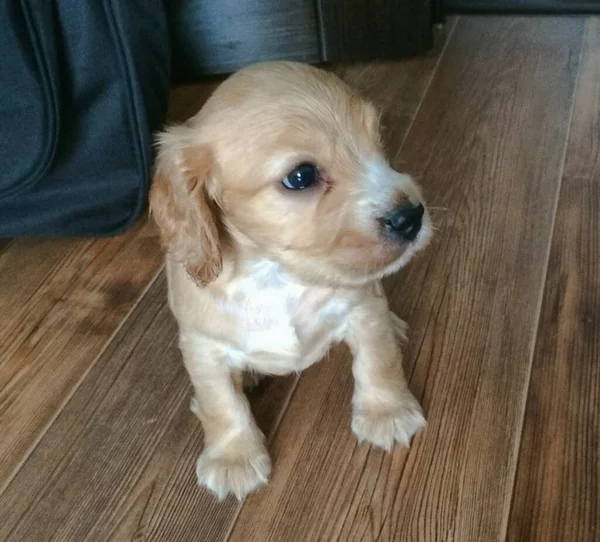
xmin=0 ymin=239 xmax=12 ymax=254
xmin=165 ymin=80 xmax=223 ymax=124
xmin=507 ymin=18 xmax=600 ymax=542
xmin=227 ymin=17 xmax=585 ymax=542
xmin=334 ymin=21 xmax=454 ymax=159
xmin=0 ymin=219 xmax=163 ymax=490
xmin=0 ymin=274 xmax=297 ymax=541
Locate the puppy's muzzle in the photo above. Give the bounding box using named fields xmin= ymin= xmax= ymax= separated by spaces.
xmin=381 ymin=202 xmax=424 ymax=242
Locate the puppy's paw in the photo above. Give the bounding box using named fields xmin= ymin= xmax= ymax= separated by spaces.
xmin=352 ymin=393 xmax=425 ymax=451
xmin=196 ymin=435 xmax=271 ymax=501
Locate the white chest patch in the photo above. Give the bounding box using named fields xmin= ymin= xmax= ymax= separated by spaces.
xmin=220 ymin=261 xmax=350 ymax=374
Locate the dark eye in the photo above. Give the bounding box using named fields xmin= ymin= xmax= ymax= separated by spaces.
xmin=282 ymin=163 xmax=318 ymax=190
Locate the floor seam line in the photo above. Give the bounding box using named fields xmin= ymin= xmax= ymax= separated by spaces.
xmin=498 ymin=20 xmax=588 ymax=542
xmin=0 ymin=261 xmax=165 ymax=497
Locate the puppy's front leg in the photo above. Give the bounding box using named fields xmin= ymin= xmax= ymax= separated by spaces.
xmin=180 ymin=333 xmax=271 ymax=500
xmin=345 ymin=287 xmax=426 ymax=451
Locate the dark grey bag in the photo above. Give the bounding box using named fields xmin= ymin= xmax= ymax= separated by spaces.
xmin=0 ymin=0 xmax=170 ymax=236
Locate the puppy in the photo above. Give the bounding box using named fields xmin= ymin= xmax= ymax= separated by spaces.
xmin=150 ymin=61 xmax=432 ymax=500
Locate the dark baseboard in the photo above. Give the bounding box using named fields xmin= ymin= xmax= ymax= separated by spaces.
xmin=446 ymin=0 xmax=600 ymax=13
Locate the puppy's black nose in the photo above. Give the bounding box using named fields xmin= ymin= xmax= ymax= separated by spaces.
xmin=382 ymin=202 xmax=424 ymax=242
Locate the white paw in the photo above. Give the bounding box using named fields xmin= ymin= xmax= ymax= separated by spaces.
xmin=352 ymin=393 xmax=426 ymax=451
xmin=196 ymin=436 xmax=271 ymax=501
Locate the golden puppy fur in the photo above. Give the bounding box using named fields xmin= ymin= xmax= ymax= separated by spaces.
xmin=150 ymin=61 xmax=432 ymax=500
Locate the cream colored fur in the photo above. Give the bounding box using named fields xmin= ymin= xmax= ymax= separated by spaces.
xmin=150 ymin=61 xmax=431 ymax=500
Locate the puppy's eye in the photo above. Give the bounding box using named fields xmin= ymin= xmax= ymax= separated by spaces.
xmin=282 ymin=163 xmax=318 ymax=190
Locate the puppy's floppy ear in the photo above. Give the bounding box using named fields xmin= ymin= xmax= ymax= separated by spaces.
xmin=150 ymin=127 xmax=222 ymax=285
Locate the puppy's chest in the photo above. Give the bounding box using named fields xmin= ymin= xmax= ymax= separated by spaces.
xmin=223 ymin=269 xmax=349 ymax=371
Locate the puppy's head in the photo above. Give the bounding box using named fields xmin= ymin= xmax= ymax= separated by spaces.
xmin=150 ymin=62 xmax=431 ymax=287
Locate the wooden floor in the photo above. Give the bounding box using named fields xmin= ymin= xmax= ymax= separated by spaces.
xmin=0 ymin=16 xmax=598 ymax=542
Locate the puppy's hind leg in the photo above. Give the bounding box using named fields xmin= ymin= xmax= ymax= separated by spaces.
xmin=181 ymin=333 xmax=271 ymax=501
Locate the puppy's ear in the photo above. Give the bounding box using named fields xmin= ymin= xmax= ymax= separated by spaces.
xmin=150 ymin=127 xmax=222 ymax=285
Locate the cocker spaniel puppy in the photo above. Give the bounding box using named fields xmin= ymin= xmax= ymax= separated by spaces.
xmin=150 ymin=61 xmax=431 ymax=500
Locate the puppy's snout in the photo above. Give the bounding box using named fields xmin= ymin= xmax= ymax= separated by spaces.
xmin=381 ymin=202 xmax=424 ymax=242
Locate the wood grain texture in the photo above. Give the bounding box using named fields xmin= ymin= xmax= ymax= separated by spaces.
xmin=227 ymin=17 xmax=585 ymax=542
xmin=166 ymin=80 xmax=224 ymax=124
xmin=0 ymin=219 xmax=163 ymax=491
xmin=0 ymin=25 xmax=448 ymax=542
xmin=0 ymin=239 xmax=11 ymax=254
xmin=0 ymin=274 xmax=297 ymax=541
xmin=2 ymin=16 xmax=598 ymax=542
xmin=507 ymin=18 xmax=600 ymax=542
xmin=334 ymin=22 xmax=455 ymax=159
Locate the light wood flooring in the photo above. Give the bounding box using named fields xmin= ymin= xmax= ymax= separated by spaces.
xmin=0 ymin=16 xmax=598 ymax=542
